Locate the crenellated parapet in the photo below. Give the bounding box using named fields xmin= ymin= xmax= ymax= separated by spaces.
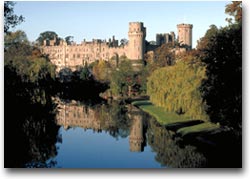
xmin=177 ymin=23 xmax=193 ymax=49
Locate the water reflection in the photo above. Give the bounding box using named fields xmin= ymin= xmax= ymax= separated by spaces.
xmin=4 ymin=93 xmax=60 ymax=168
xmin=127 ymin=106 xmax=144 ymax=152
xmin=147 ymin=118 xmax=206 ymax=168
xmin=53 ymin=98 xmax=207 ymax=168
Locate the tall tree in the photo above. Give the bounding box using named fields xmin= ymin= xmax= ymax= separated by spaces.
xmin=36 ymin=31 xmax=59 ymax=45
xmin=65 ymin=36 xmax=74 ymax=45
xmin=4 ymin=1 xmax=24 ymax=33
xmin=200 ymin=1 xmax=242 ymax=129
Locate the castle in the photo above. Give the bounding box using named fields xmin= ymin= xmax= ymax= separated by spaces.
xmin=55 ymin=98 xmax=145 ymax=152
xmin=41 ymin=22 xmax=193 ymax=71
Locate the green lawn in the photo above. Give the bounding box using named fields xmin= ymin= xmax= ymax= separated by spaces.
xmin=132 ymin=100 xmax=192 ymax=125
xmin=177 ymin=122 xmax=220 ymax=137
xmin=132 ymin=100 xmax=220 ymax=135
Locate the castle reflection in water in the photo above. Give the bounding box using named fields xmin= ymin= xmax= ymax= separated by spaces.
xmin=55 ymin=98 xmax=144 ymax=152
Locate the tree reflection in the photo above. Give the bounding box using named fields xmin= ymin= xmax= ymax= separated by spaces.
xmin=4 ymin=91 xmax=60 ymax=168
xmin=146 ymin=118 xmax=207 ymax=168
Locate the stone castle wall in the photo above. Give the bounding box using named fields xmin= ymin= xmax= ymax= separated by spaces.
xmin=41 ymin=22 xmax=192 ymax=71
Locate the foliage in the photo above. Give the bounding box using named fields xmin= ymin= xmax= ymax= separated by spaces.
xmin=5 ymin=30 xmax=56 ymax=106
xmin=36 ymin=31 xmax=60 ymax=46
xmin=65 ymin=36 xmax=74 ymax=45
xmin=225 ymin=1 xmax=242 ymax=24
xmin=120 ymin=38 xmax=128 ymax=47
xmin=145 ymin=44 xmax=175 ymax=73
xmin=147 ymin=119 xmax=207 ymax=167
xmin=196 ymin=25 xmax=219 ymax=52
xmin=147 ymin=57 xmax=208 ymax=121
xmin=92 ymin=60 xmax=111 ymax=82
xmin=4 ymin=1 xmax=24 ymax=33
xmin=4 ymin=30 xmax=29 ymax=49
xmin=79 ymin=64 xmax=92 ymax=81
xmin=109 ymin=60 xmax=135 ymax=97
xmin=199 ymin=23 xmax=242 ymax=128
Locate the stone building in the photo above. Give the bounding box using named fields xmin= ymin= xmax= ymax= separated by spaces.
xmin=156 ymin=32 xmax=175 ymax=46
xmin=41 ymin=22 xmax=192 ymax=71
xmin=177 ymin=23 xmax=193 ymax=49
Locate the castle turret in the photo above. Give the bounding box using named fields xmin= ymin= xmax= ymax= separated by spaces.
xmin=177 ymin=23 xmax=193 ymax=49
xmin=129 ymin=114 xmax=144 ymax=152
xmin=128 ymin=22 xmax=146 ymax=60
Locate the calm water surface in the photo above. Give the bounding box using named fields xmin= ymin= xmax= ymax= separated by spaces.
xmin=6 ymin=96 xmax=241 ymax=168
xmin=40 ymin=98 xmax=206 ymax=168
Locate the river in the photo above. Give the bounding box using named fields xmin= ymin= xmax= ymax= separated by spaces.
xmin=5 ymin=96 xmax=241 ymax=168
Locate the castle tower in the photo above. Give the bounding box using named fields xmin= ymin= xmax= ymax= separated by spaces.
xmin=177 ymin=23 xmax=193 ymax=49
xmin=129 ymin=113 xmax=144 ymax=152
xmin=128 ymin=22 xmax=146 ymax=60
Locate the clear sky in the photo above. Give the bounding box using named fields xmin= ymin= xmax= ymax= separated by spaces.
xmin=13 ymin=1 xmax=230 ymax=48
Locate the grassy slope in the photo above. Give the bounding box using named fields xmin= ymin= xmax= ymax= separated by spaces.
xmin=132 ymin=100 xmax=191 ymax=125
xmin=132 ymin=100 xmax=220 ymax=135
xmin=177 ymin=122 xmax=220 ymax=137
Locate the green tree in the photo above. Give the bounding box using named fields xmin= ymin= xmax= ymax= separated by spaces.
xmin=120 ymin=38 xmax=128 ymax=47
xmin=80 ymin=64 xmax=92 ymax=81
xmin=4 ymin=1 xmax=24 ymax=33
xmin=110 ymin=60 xmax=135 ymax=97
xmin=199 ymin=1 xmax=242 ymax=129
xmin=92 ymin=60 xmax=111 ymax=82
xmin=4 ymin=30 xmax=29 ymax=50
xmin=196 ymin=25 xmax=218 ymax=51
xmin=36 ymin=31 xmax=59 ymax=45
xmin=65 ymin=36 xmax=74 ymax=45
xmin=146 ymin=44 xmax=175 ymax=74
xmin=147 ymin=57 xmax=208 ymax=120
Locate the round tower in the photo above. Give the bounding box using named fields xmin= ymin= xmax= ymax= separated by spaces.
xmin=128 ymin=22 xmax=146 ymax=60
xmin=129 ymin=114 xmax=143 ymax=152
xmin=177 ymin=23 xmax=193 ymax=49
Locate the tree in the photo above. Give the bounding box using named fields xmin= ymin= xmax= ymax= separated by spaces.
xmin=80 ymin=64 xmax=92 ymax=81
xmin=4 ymin=1 xmax=24 ymax=33
xmin=199 ymin=1 xmax=242 ymax=129
xmin=120 ymin=38 xmax=128 ymax=47
xmin=196 ymin=25 xmax=218 ymax=51
xmin=4 ymin=30 xmax=29 ymax=50
xmin=200 ymin=23 xmax=241 ymax=129
xmin=65 ymin=36 xmax=74 ymax=45
xmin=145 ymin=44 xmax=175 ymax=75
xmin=92 ymin=60 xmax=111 ymax=82
xmin=147 ymin=57 xmax=208 ymax=120
xmin=225 ymin=1 xmax=242 ymax=24
xmin=36 ymin=31 xmax=59 ymax=46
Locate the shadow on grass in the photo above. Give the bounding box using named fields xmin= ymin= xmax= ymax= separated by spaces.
xmin=131 ymin=100 xmax=152 ymax=107
xmin=165 ymin=120 xmax=204 ymax=131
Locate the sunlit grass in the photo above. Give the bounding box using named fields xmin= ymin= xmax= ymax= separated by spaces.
xmin=132 ymin=100 xmax=191 ymax=125
xmin=177 ymin=122 xmax=220 ymax=136
xmin=132 ymin=100 xmax=220 ymax=136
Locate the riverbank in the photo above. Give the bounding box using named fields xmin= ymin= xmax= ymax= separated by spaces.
xmin=131 ymin=100 xmax=221 ymax=136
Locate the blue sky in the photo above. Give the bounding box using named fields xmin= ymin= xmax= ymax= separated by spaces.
xmin=13 ymin=1 xmax=229 ymax=48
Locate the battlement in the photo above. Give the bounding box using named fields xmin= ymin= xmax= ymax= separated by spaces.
xmin=41 ymin=21 xmax=193 ymax=72
xmin=177 ymin=23 xmax=193 ymax=28
xmin=129 ymin=22 xmax=145 ymax=32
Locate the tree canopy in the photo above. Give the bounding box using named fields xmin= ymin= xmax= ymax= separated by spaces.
xmin=4 ymin=1 xmax=24 ymax=33
xmin=36 ymin=31 xmax=59 ymax=45
xmin=225 ymin=1 xmax=242 ymax=24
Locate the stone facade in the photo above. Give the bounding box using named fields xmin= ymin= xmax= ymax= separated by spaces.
xmin=177 ymin=23 xmax=193 ymax=49
xmin=156 ymin=31 xmax=175 ymax=46
xmin=41 ymin=22 xmax=192 ymax=71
